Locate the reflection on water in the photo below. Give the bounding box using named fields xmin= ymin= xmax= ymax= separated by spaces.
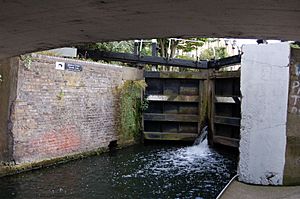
xmin=0 ymin=141 xmax=237 ymax=199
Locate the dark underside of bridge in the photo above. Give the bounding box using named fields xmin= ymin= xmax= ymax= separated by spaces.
xmin=0 ymin=0 xmax=300 ymax=59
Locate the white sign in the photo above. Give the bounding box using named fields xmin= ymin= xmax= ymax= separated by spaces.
xmin=55 ymin=62 xmax=65 ymax=70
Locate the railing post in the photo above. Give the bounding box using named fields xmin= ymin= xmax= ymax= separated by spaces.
xmin=151 ymin=39 xmax=158 ymax=71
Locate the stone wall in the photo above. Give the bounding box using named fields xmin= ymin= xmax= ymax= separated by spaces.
xmin=1 ymin=54 xmax=142 ymax=164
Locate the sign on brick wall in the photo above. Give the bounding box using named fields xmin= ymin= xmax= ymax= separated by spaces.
xmin=65 ymin=63 xmax=82 ymax=72
xmin=55 ymin=62 xmax=65 ymax=70
xmin=55 ymin=62 xmax=83 ymax=72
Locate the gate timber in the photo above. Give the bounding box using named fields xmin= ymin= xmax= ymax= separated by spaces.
xmin=143 ymin=71 xmax=208 ymax=141
xmin=209 ymin=71 xmax=241 ymax=147
xmin=144 ymin=70 xmax=241 ymax=148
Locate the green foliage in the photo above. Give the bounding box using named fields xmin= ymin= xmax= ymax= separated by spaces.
xmin=199 ymin=47 xmax=229 ymax=60
xmin=176 ymin=55 xmax=195 ymax=61
xmin=77 ymin=41 xmax=135 ymax=66
xmin=36 ymin=51 xmax=60 ymax=57
xmin=20 ymin=54 xmax=33 ymax=69
xmin=140 ymin=42 xmax=152 ymax=56
xmin=80 ymin=40 xmax=134 ymax=53
xmin=157 ymin=38 xmax=207 ymax=58
xmin=291 ymin=43 xmax=300 ymax=49
xmin=157 ymin=38 xmax=179 ymax=58
xmin=177 ymin=38 xmax=208 ymax=53
xmin=56 ymin=90 xmax=65 ymax=100
xmin=117 ymin=80 xmax=147 ymax=141
xmin=141 ymin=97 xmax=149 ymax=112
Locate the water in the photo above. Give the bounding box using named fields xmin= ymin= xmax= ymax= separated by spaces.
xmin=0 ymin=141 xmax=237 ymax=199
xmin=193 ymin=126 xmax=208 ymax=145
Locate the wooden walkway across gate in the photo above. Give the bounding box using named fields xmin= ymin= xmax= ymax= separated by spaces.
xmin=143 ymin=70 xmax=241 ymax=148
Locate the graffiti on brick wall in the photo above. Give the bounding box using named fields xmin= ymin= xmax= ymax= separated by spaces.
xmin=290 ymin=63 xmax=300 ymax=115
xmin=290 ymin=80 xmax=300 ymax=114
xmin=31 ymin=125 xmax=81 ymax=158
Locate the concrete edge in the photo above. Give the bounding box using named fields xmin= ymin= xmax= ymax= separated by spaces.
xmin=0 ymin=140 xmax=137 ymax=178
xmin=216 ymin=174 xmax=239 ymax=199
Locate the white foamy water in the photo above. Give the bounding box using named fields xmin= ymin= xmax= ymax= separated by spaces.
xmin=117 ymin=139 xmax=237 ymax=198
xmin=148 ymin=140 xmax=211 ymax=175
xmin=123 ymin=139 xmax=228 ymax=178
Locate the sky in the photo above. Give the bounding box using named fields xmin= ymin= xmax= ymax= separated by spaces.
xmin=229 ymin=39 xmax=282 ymax=47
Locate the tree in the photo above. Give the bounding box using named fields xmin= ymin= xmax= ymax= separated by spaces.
xmin=77 ymin=40 xmax=134 ymax=54
xmin=157 ymin=39 xmax=179 ymax=58
xmin=199 ymin=47 xmax=228 ymax=60
xmin=76 ymin=38 xmax=229 ymax=70
xmin=77 ymin=38 xmax=210 ymax=60
xmin=177 ymin=38 xmax=208 ymax=53
xmin=157 ymin=38 xmax=208 ymax=58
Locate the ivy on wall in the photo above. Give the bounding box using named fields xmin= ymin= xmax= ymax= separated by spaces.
xmin=20 ymin=54 xmax=33 ymax=70
xmin=117 ymin=80 xmax=147 ymax=142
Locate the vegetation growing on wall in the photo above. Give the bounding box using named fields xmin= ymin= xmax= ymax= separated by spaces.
xmin=20 ymin=54 xmax=33 ymax=70
xmin=56 ymin=89 xmax=65 ymax=100
xmin=291 ymin=42 xmax=300 ymax=49
xmin=117 ymin=80 xmax=147 ymax=143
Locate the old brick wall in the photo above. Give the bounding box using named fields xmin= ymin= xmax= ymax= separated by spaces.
xmin=284 ymin=48 xmax=300 ymax=185
xmin=9 ymin=54 xmax=142 ymax=164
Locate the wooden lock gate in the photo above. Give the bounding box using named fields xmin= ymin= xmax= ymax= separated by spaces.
xmin=143 ymin=70 xmax=241 ymax=148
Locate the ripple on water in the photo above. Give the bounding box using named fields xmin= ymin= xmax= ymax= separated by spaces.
xmin=117 ymin=140 xmax=237 ymax=198
xmin=0 ymin=140 xmax=237 ymax=199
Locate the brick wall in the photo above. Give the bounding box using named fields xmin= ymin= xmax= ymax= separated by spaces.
xmin=284 ymin=48 xmax=300 ymax=185
xmin=7 ymin=54 xmax=142 ymax=164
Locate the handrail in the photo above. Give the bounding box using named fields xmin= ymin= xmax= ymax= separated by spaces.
xmin=216 ymin=174 xmax=239 ymax=199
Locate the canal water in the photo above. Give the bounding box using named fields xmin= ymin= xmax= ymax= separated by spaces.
xmin=0 ymin=141 xmax=237 ymax=199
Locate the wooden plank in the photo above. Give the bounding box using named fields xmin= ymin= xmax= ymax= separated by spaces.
xmin=208 ymin=77 xmax=215 ymax=146
xmin=215 ymin=96 xmax=241 ymax=104
xmin=144 ymin=71 xmax=208 ymax=79
xmin=144 ymin=132 xmax=198 ymax=141
xmin=208 ymin=54 xmax=241 ymax=69
xmin=213 ymin=136 xmax=239 ymax=148
xmin=143 ymin=113 xmax=198 ymax=122
xmin=147 ymin=95 xmax=199 ymax=102
xmin=214 ymin=116 xmax=240 ymax=126
xmin=210 ymin=70 xmax=240 ymax=79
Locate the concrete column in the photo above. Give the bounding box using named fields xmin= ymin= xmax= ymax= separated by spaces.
xmin=0 ymin=58 xmax=18 ymax=163
xmin=238 ymin=43 xmax=290 ymax=185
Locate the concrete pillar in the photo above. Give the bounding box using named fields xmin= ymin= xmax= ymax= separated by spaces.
xmin=0 ymin=58 xmax=18 ymax=163
xmin=238 ymin=43 xmax=291 ymax=185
